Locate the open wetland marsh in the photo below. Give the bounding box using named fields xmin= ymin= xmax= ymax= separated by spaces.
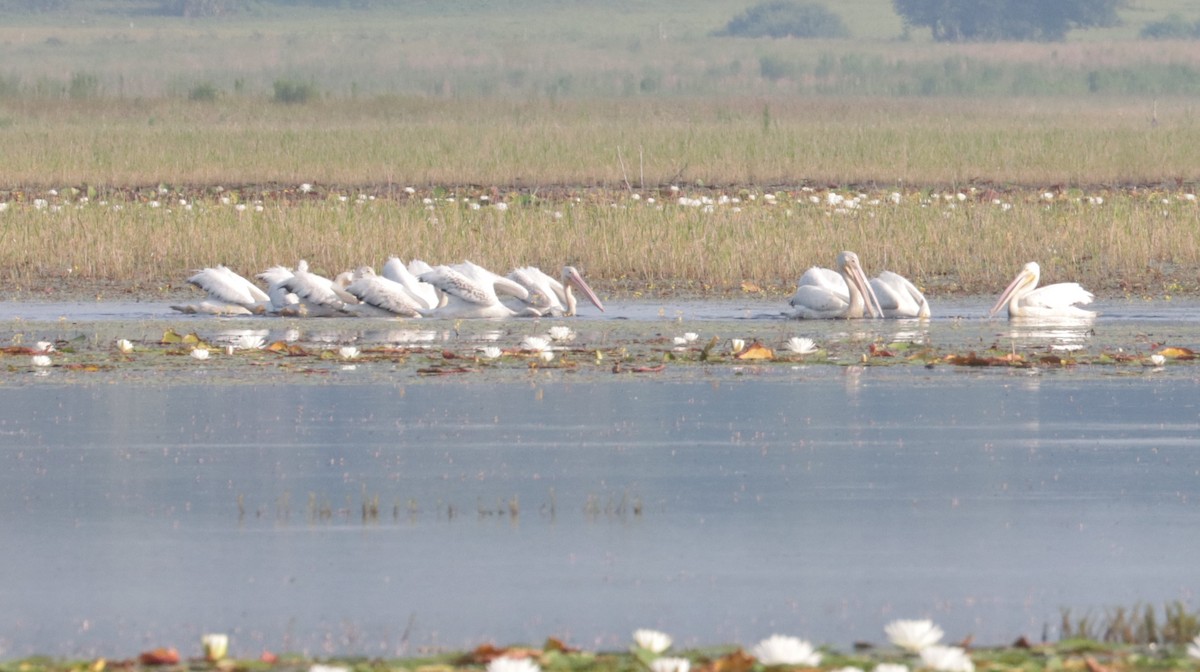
xmin=5 ymin=2 xmax=1200 ymax=665
xmin=1 ymin=294 xmax=1199 ymax=665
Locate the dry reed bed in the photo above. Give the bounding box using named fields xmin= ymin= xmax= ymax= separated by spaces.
xmin=1 ymin=185 xmax=1197 ymax=297
xmin=1 ymin=97 xmax=1198 ymax=188
xmin=2 ymin=98 xmax=1199 ymax=296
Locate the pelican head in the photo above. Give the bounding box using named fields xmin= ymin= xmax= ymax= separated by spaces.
xmin=837 ymin=251 xmax=883 ymax=319
xmin=989 ymin=262 xmax=1040 ymax=317
xmin=562 ymin=266 xmax=605 ymax=315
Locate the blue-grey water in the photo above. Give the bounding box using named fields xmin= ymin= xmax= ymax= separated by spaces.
xmin=0 ymin=297 xmax=1198 ymax=660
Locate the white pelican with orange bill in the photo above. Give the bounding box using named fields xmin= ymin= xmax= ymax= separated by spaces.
xmin=989 ymin=261 xmax=1095 ymax=319
xmin=787 ymin=251 xmax=883 ymax=319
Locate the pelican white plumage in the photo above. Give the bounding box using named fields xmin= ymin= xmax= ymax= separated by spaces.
xmin=172 ymin=265 xmax=270 ymax=315
xmin=419 ymin=261 xmax=533 ymax=318
xmin=381 ymin=257 xmax=438 ymax=310
xmin=787 ymin=251 xmax=883 ymax=319
xmin=989 ymin=261 xmax=1095 ymax=319
xmin=269 ymin=260 xmax=359 ymax=317
xmin=256 ymin=265 xmax=302 ymax=314
xmin=344 ymin=266 xmax=425 ymax=317
xmin=870 ymin=270 xmax=931 ymax=319
xmin=506 ymin=265 xmax=606 ymax=317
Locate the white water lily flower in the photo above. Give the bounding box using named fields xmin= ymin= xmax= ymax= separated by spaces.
xmin=201 ymin=633 xmax=228 ymax=661
xmin=1150 ymin=354 xmax=1166 ymax=366
xmin=633 ymin=628 xmax=673 ymax=654
xmin=478 ymin=346 xmax=502 ymax=360
xmin=649 ymin=658 xmax=689 ymax=672
xmin=190 ymin=348 xmax=210 ymax=361
xmin=874 ymin=665 xmax=909 ymax=672
xmin=31 ymin=354 xmax=51 ymax=367
xmin=116 ymin=338 xmax=134 ymax=353
xmin=785 ymin=337 xmax=818 ymax=355
xmin=299 ymin=183 xmax=313 ymax=193
xmin=730 ymin=338 xmax=745 ymax=354
xmin=673 ymin=332 xmax=699 ymax=346
xmin=539 ymin=350 xmax=555 ymax=362
xmin=751 ymin=634 xmax=821 ymax=667
xmin=310 ymin=665 xmax=350 ymax=672
xmin=548 ymin=326 xmax=575 ymax=341
xmin=522 ymin=335 xmax=551 ymax=352
xmin=918 ymin=645 xmax=973 ymax=672
xmin=338 ymin=346 xmax=360 ymax=360
xmin=36 ymin=340 xmax=54 ymax=352
xmin=485 ymin=657 xmax=540 ymax=672
xmin=885 ymin=619 xmax=944 ymax=653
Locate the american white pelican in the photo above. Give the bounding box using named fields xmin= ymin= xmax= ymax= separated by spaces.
xmin=787 ymin=251 xmax=883 ymax=319
xmin=381 ymin=257 xmax=438 ymax=310
xmin=172 ymin=265 xmax=270 ymax=315
xmin=506 ymin=265 xmax=606 ymax=317
xmin=870 ymin=270 xmax=931 ymax=319
xmin=989 ymin=261 xmax=1095 ymax=319
xmin=262 ymin=260 xmax=358 ymax=317
xmin=344 ymin=266 xmax=425 ymax=317
xmin=419 ymin=261 xmax=533 ymax=318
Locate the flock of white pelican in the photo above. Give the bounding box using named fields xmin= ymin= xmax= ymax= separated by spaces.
xmin=786 ymin=252 xmax=1094 ymax=320
xmin=172 ymin=258 xmax=606 ymax=319
xmin=172 ymin=252 xmax=1094 ymax=321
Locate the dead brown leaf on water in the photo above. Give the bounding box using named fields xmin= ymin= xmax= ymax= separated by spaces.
xmin=461 ymin=643 xmax=541 ymax=664
xmin=266 ymin=341 xmax=309 ymax=356
xmin=695 ymin=649 xmax=755 ymax=672
xmin=1157 ymin=346 xmax=1196 ymax=360
xmin=944 ymin=351 xmax=1027 ymax=367
xmin=137 ymin=648 xmax=179 ymax=666
xmin=735 ymin=341 xmax=773 ymax=360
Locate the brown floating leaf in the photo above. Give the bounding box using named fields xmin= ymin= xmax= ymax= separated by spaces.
xmin=868 ymin=343 xmax=894 ymax=357
xmin=543 ymin=637 xmax=579 ymax=654
xmin=137 ymin=648 xmax=179 ymax=666
xmin=700 ymin=648 xmax=755 ymax=672
xmin=735 ymin=341 xmax=774 ymax=360
xmin=462 ymin=644 xmax=540 ymax=664
xmin=1157 ymin=346 xmax=1196 ymax=360
xmin=442 ymin=349 xmax=459 ymax=359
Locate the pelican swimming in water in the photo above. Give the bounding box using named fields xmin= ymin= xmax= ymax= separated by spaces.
xmin=989 ymin=261 xmax=1095 ymax=319
xmin=381 ymin=257 xmax=438 ymax=310
xmin=172 ymin=265 xmax=271 ymax=315
xmin=260 ymin=260 xmax=358 ymax=317
xmin=344 ymin=266 xmax=426 ymax=317
xmin=419 ymin=261 xmax=534 ymax=318
xmin=870 ymin=270 xmax=931 ymax=319
xmin=787 ymin=251 xmax=883 ymax=319
xmin=506 ymin=265 xmax=606 ymax=317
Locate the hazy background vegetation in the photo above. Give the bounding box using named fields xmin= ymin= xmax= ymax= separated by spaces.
xmin=2 ymin=0 xmax=1200 ymax=101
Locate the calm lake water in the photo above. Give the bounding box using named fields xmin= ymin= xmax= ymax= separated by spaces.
xmin=0 ymin=297 xmax=1198 ymax=659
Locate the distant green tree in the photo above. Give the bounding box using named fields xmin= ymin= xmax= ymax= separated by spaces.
xmin=716 ymin=1 xmax=849 ymax=39
xmin=893 ymin=0 xmax=1119 ymax=41
xmin=1141 ymin=14 xmax=1200 ymax=39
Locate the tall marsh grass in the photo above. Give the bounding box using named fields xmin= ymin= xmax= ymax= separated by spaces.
xmin=1 ymin=184 xmax=1197 ymax=297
